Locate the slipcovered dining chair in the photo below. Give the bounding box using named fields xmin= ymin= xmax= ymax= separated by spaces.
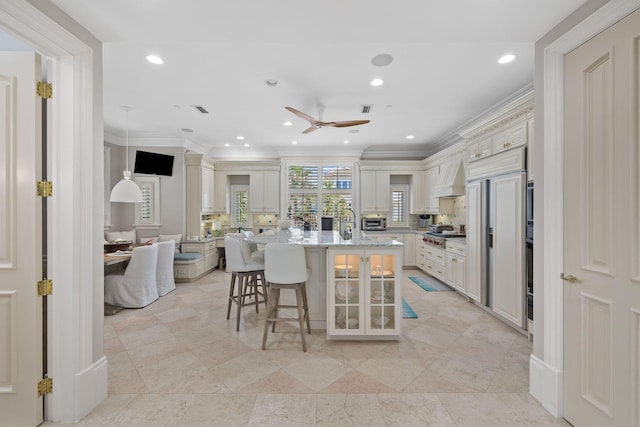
xmin=225 ymin=235 xmax=267 ymax=331
xmin=262 ymin=243 xmax=311 ymax=352
xmin=156 ymin=240 xmax=176 ymax=296
xmin=104 ymin=244 xmax=159 ymax=308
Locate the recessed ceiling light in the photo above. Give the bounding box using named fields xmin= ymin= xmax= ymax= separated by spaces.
xmin=371 ymin=53 xmax=394 ymax=67
xmin=236 ymin=135 xmax=244 ymax=140
xmin=146 ymin=55 xmax=164 ymax=65
xmin=370 ymin=78 xmax=384 ymax=87
xmin=344 ymin=140 xmax=349 ymax=144
xmin=406 ymin=135 xmax=415 ymax=140
xmin=181 ymin=128 xmax=194 ymax=133
xmin=498 ymin=54 xmax=516 ymax=64
xmin=265 ymin=79 xmax=278 ymax=87
xmin=292 ymin=141 xmax=297 ymax=145
xmin=244 ymin=143 xmax=249 ymax=147
xmin=283 ymin=121 xmax=293 ymax=126
xmin=224 ymin=143 xmax=230 ymax=147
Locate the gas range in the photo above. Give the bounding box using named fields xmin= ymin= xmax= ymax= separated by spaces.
xmin=423 ymin=233 xmax=446 ymax=247
xmin=423 ymin=225 xmax=465 ymax=248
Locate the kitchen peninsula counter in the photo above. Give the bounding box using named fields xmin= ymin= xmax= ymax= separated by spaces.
xmin=247 ymin=229 xmax=404 ymax=248
xmin=248 ymin=230 xmax=403 ymax=338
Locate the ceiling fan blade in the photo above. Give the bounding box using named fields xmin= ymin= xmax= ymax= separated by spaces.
xmin=285 ymin=106 xmax=318 ymax=124
xmin=326 ymin=120 xmax=371 ymax=128
xmin=302 ymin=125 xmax=319 ymax=134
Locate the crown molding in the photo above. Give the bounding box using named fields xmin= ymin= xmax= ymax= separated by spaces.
xmin=459 ymin=87 xmax=535 ymax=141
xmin=360 ymin=145 xmax=429 ymax=160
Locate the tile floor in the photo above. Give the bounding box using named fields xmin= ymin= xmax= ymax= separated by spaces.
xmin=44 ymin=269 xmax=570 ymax=426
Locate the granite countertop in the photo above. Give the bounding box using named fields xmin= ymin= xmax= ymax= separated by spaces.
xmin=248 ymin=230 xmax=403 ymax=248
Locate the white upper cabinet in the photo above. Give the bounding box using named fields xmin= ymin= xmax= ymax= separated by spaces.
xmin=185 ymin=153 xmax=216 ymax=237
xmin=250 ymin=171 xmax=279 ymax=213
xmin=425 ymin=166 xmax=440 ymax=214
xmin=462 ymin=90 xmax=534 ymax=164
xmin=360 ymin=171 xmax=390 ymax=213
xmin=213 ymin=170 xmax=228 ymax=213
xmin=468 ymin=137 xmax=492 ymax=162
xmin=410 ymin=171 xmax=427 ymax=214
xmin=201 ymin=166 xmax=215 ymax=213
xmin=492 ymin=122 xmax=527 ymax=155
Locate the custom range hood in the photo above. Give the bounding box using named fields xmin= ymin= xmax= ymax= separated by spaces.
xmin=432 ymin=157 xmax=465 ymax=197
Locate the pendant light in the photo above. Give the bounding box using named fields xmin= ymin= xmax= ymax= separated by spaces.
xmin=110 ymin=107 xmax=143 ymax=203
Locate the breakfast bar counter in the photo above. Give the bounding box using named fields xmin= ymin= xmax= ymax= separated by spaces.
xmin=248 ymin=230 xmax=404 ymax=339
xmin=248 ymin=229 xmax=404 ymax=248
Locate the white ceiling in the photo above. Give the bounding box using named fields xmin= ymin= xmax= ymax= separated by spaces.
xmin=45 ymin=0 xmax=587 ymax=160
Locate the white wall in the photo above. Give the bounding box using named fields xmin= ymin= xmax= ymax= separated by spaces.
xmin=106 ymin=144 xmax=187 ymax=240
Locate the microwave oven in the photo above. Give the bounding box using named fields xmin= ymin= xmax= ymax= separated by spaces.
xmin=362 ymin=217 xmax=387 ymax=231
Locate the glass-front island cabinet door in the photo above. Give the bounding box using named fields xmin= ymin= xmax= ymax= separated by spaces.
xmin=327 ymin=247 xmax=402 ymax=340
xmin=327 ymin=249 xmax=364 ymax=336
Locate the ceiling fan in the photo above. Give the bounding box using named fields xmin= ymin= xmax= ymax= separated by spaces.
xmin=285 ymin=105 xmax=370 ymax=134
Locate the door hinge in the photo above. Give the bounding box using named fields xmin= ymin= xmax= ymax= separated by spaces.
xmin=37 ymin=181 xmax=52 ymax=197
xmin=37 ymin=279 xmax=52 ymax=296
xmin=37 ymin=377 xmax=52 ymax=396
xmin=36 ymin=81 xmax=52 ymax=99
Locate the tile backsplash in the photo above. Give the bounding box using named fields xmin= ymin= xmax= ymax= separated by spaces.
xmin=434 ymin=196 xmax=466 ymax=229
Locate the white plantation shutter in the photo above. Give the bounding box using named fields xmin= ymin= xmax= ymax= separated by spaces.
xmin=232 ymin=185 xmax=249 ymax=226
xmin=322 ymin=165 xmax=352 ymax=189
xmin=287 ymin=163 xmax=354 ymax=230
xmin=287 ymin=193 xmax=318 ymax=228
xmin=288 ymin=166 xmax=318 ymax=189
xmin=390 ymin=185 xmax=408 ymax=226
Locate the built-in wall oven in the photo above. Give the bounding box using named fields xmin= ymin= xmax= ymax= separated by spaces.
xmin=526 ymin=182 xmax=533 ymax=322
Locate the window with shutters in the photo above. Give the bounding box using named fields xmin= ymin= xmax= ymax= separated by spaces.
xmin=133 ymin=176 xmax=160 ymax=229
xmin=390 ymin=184 xmax=408 ymax=227
xmin=231 ymin=185 xmax=250 ymax=227
xmin=287 ymin=163 xmax=353 ymax=230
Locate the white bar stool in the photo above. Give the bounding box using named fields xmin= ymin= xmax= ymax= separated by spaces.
xmin=224 ymin=235 xmax=267 ymax=331
xmin=262 ymin=243 xmax=311 ymax=352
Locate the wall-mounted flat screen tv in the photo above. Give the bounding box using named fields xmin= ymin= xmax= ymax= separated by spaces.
xmin=133 ymin=150 xmax=174 ymax=176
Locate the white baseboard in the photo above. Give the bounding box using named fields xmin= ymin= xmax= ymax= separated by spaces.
xmin=73 ymin=356 xmax=108 ymax=421
xmin=529 ymin=354 xmax=563 ymax=417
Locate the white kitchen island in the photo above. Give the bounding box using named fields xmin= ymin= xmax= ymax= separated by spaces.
xmin=248 ymin=230 xmax=403 ymax=340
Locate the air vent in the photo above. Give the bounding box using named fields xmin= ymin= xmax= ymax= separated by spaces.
xmin=361 ymin=104 xmax=373 ymax=114
xmin=193 ymin=105 xmax=209 ymax=114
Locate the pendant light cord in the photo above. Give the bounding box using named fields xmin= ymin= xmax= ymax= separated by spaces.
xmin=125 ymin=108 xmax=130 ymax=172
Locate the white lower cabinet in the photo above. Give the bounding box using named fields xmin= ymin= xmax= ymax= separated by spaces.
xmin=445 ymin=240 xmax=467 ymax=294
xmin=423 ymin=246 xmax=446 ymax=282
xmin=327 ymin=248 xmax=402 ymax=339
xmin=416 ymin=238 xmax=427 ymax=271
xmin=181 ymin=240 xmax=219 ymax=276
xmin=403 ymin=233 xmax=417 ymax=267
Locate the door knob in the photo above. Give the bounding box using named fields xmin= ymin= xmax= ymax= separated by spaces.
xmin=561 ymin=273 xmax=579 ymax=282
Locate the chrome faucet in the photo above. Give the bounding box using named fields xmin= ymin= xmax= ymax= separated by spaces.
xmin=339 ymin=208 xmax=357 ymax=240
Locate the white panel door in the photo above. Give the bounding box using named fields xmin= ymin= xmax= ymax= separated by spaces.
xmin=491 ymin=172 xmax=525 ymax=327
xmin=0 ymin=52 xmax=43 ymax=426
xmin=563 ymin=9 xmax=640 ymax=427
